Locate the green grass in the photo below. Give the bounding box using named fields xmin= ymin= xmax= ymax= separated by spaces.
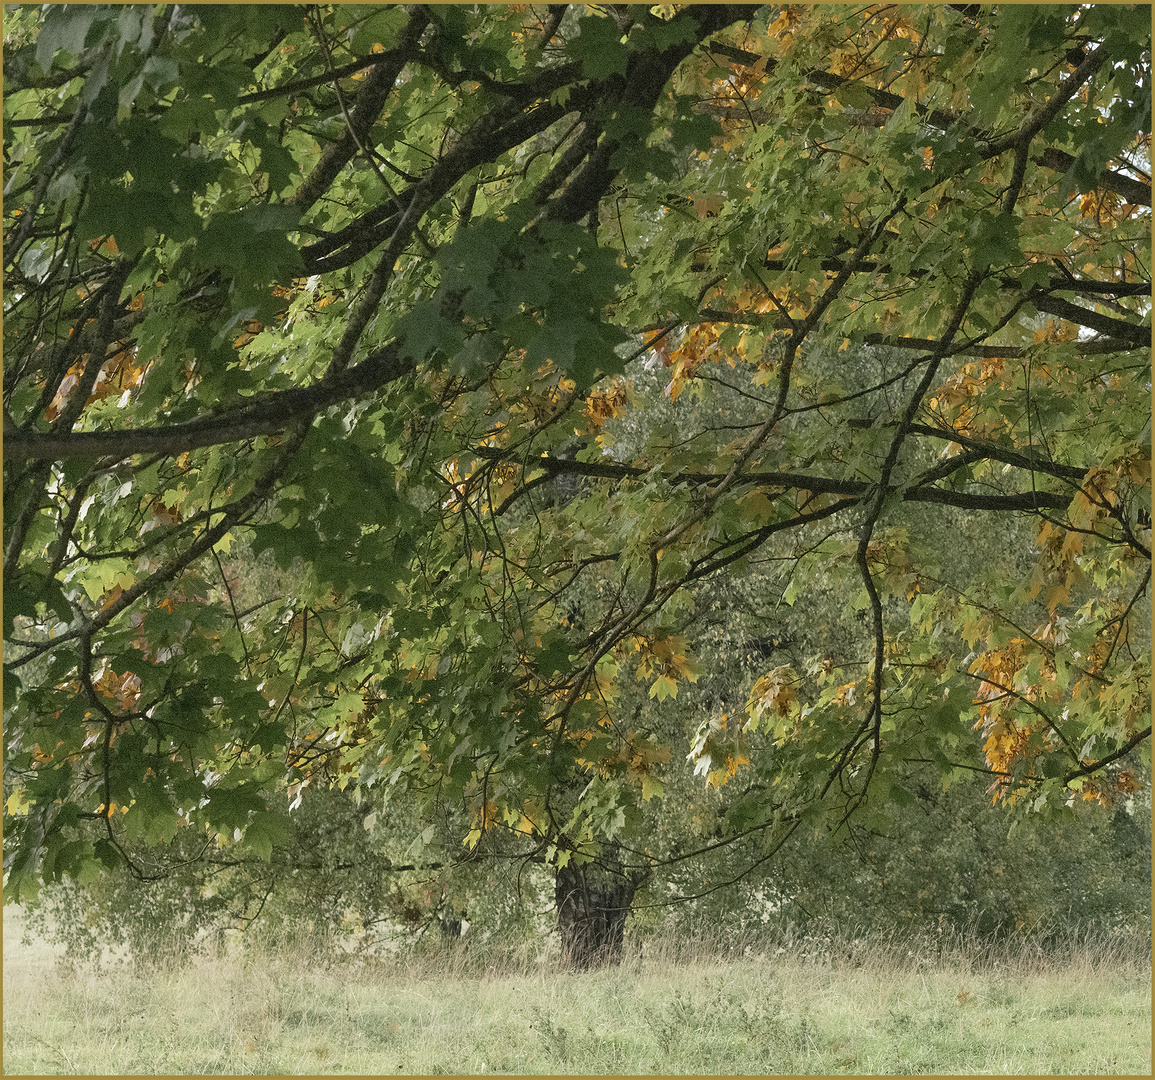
xmin=4 ymin=905 xmax=1149 ymax=1075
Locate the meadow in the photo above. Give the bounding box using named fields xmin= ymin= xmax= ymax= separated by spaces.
xmin=3 ymin=904 xmax=1149 ymax=1075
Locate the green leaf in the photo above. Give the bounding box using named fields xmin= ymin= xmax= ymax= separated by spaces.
xmin=204 ymin=786 xmax=267 ymax=833
xmin=35 ymin=6 xmax=102 ymax=67
xmin=569 ymin=16 xmax=628 ymax=80
xmin=649 ymin=674 xmax=679 ymax=702
xmin=244 ymin=810 xmax=291 ymax=861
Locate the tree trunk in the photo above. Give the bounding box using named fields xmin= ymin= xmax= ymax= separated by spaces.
xmin=554 ymin=842 xmax=643 ymax=970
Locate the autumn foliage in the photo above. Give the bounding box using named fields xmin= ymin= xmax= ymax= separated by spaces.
xmin=3 ymin=5 xmax=1149 ymax=910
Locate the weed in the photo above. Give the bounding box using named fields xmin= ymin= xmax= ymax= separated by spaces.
xmin=528 ymin=1005 xmax=570 ymax=1063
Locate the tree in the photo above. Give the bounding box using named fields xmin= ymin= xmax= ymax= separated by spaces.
xmin=4 ymin=4 xmax=1150 ymax=964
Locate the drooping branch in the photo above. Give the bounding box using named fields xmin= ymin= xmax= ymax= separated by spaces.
xmin=1062 ymin=725 xmax=1153 ymax=787
xmin=7 ymin=428 xmax=307 ymax=670
xmin=853 ymin=269 xmax=986 ymax=803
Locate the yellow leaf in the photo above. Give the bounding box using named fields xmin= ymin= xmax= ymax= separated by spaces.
xmin=649 ymin=674 xmax=679 ymax=701
xmin=641 ymin=774 xmax=664 ymax=802
xmin=748 ymin=666 xmax=799 ymax=722
xmin=1044 ymin=581 xmax=1069 ymax=612
xmin=740 ymin=490 xmax=776 ymax=520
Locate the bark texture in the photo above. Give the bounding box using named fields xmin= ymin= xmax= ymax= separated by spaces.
xmin=555 ymin=843 xmax=644 ymax=970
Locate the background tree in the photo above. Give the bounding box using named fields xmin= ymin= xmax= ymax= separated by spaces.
xmin=4 ymin=4 xmax=1149 ymax=964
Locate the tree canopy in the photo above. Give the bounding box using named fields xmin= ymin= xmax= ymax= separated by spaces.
xmin=4 ymin=4 xmax=1150 ymax=915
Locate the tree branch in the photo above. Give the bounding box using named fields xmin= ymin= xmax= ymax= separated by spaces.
xmin=3 ymin=343 xmax=414 ymax=462
xmin=706 ymin=38 xmax=1150 ymax=207
xmin=1027 ymin=292 xmax=1150 ymax=346
xmin=290 ymin=8 xmax=431 ymax=214
xmin=1063 ymin=726 xmax=1152 ymax=787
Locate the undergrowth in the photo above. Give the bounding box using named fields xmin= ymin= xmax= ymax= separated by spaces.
xmin=4 ymin=905 xmax=1150 ymax=1075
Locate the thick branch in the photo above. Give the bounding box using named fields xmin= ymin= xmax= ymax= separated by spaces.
xmin=904 ymin=424 xmax=1090 ymax=483
xmin=3 ymin=343 xmax=414 ymax=462
xmin=1027 ymin=292 xmax=1150 ymax=346
xmin=478 ymin=447 xmax=1072 ymax=512
xmin=1036 ymin=147 xmax=1151 ymax=207
xmin=544 ymin=6 xmax=759 ymax=224
xmin=859 ymin=332 xmax=1136 ymax=358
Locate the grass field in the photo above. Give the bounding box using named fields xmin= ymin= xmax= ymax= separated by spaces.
xmin=4 ymin=904 xmax=1149 ymax=1075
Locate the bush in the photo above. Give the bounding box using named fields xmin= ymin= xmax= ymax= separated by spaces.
xmin=17 ymin=769 xmax=1148 ymax=971
xmin=15 ymin=785 xmax=557 ymax=970
xmin=635 ymin=769 xmax=1150 ymax=950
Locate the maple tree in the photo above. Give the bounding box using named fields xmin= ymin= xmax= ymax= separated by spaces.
xmin=4 ymin=4 xmax=1150 ymax=965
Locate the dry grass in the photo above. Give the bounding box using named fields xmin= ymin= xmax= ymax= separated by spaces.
xmin=4 ymin=904 xmax=1149 ymax=1074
